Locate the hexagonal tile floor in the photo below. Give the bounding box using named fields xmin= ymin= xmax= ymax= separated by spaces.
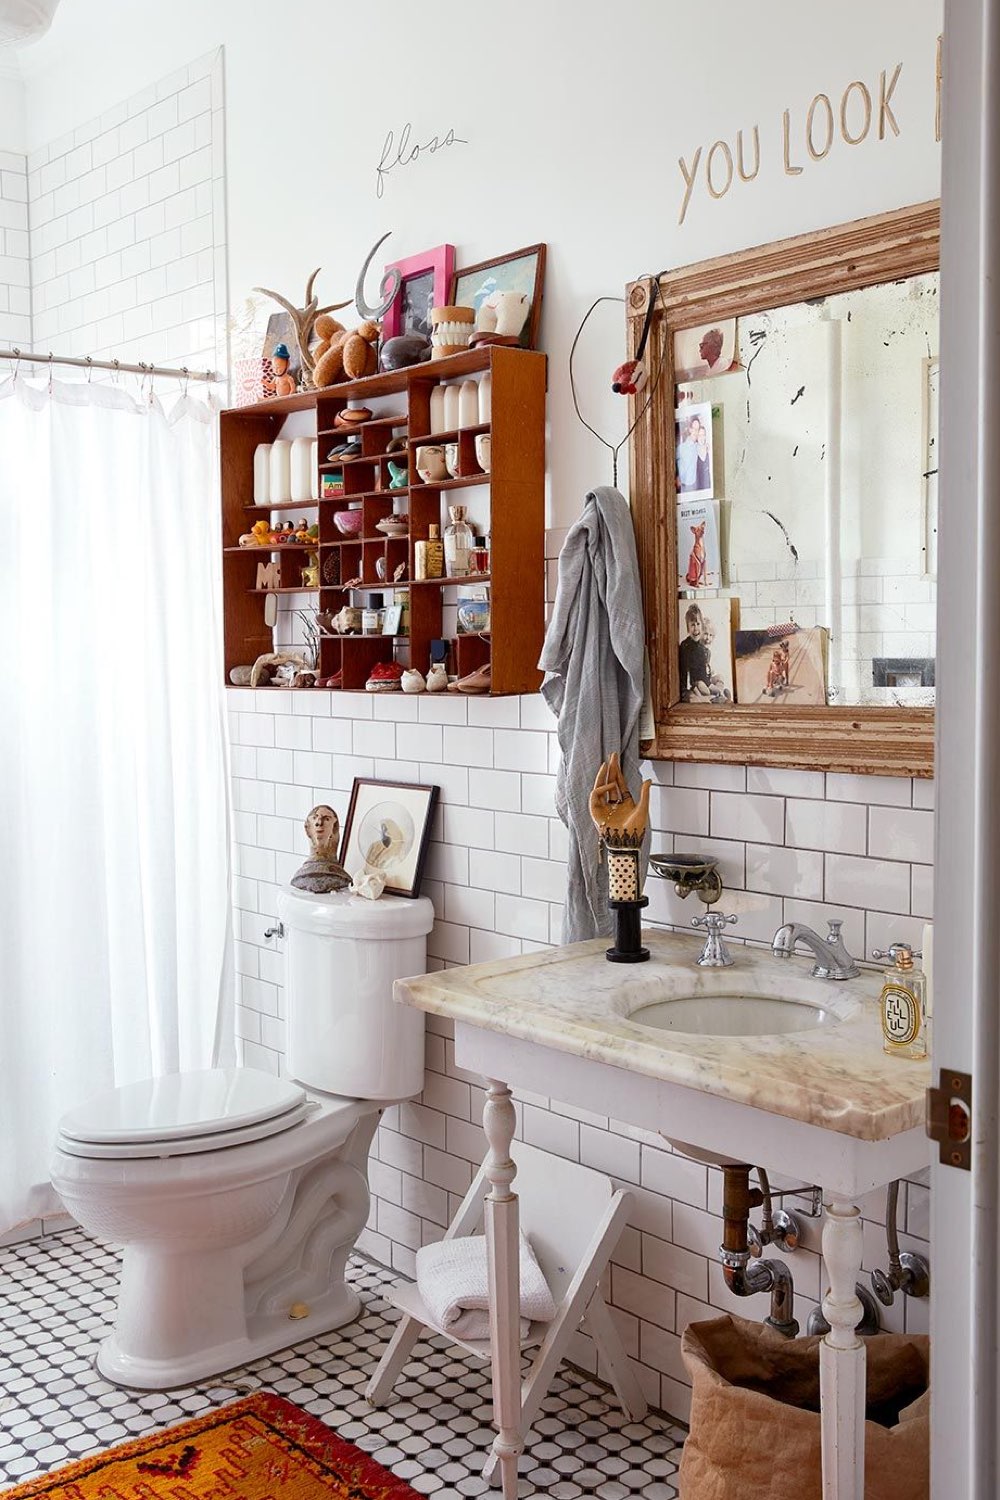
xmin=0 ymin=1228 xmax=684 ymax=1496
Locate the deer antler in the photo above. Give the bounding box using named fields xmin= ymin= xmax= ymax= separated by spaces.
xmin=254 ymin=270 xmax=351 ymax=388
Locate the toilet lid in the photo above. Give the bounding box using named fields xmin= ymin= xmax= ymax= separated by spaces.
xmin=58 ymin=1068 xmax=307 ymax=1148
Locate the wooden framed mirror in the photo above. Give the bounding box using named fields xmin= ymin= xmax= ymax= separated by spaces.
xmin=628 ymin=201 xmax=939 ymax=778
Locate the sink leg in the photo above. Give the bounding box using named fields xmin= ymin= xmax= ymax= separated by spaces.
xmin=483 ymin=1079 xmax=522 ymax=1500
xmin=820 ymin=1196 xmax=866 ymax=1500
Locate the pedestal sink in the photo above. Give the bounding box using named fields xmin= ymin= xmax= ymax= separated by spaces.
xmin=396 ymin=930 xmax=931 ymax=1500
xmin=629 ymin=992 xmax=839 ymax=1037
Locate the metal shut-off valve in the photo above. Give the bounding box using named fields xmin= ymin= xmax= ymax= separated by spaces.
xmin=869 ymin=1180 xmax=931 ymax=1306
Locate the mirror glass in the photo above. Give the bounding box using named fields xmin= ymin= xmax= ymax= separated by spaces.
xmin=674 ymin=271 xmax=938 ymax=708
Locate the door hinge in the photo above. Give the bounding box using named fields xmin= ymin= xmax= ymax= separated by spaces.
xmin=926 ymin=1068 xmax=972 ymax=1170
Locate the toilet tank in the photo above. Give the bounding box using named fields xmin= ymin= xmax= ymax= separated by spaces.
xmin=276 ymin=888 xmax=435 ymax=1100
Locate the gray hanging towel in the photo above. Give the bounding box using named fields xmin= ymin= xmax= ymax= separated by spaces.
xmin=539 ymin=486 xmax=648 ymax=943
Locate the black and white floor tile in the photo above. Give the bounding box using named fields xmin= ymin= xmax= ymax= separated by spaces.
xmin=0 ymin=1228 xmax=684 ymax=1497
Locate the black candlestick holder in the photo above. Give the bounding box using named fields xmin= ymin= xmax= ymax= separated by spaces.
xmin=607 ymin=895 xmax=650 ymax=963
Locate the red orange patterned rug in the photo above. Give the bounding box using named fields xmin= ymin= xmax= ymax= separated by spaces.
xmin=2 ymin=1393 xmax=422 ymax=1498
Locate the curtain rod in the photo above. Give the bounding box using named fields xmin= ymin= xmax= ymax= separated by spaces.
xmin=0 ymin=347 xmax=220 ymax=383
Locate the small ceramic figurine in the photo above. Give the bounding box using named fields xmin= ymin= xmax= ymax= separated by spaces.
xmin=291 ymin=805 xmax=352 ymax=894
xmin=351 ymin=869 xmax=386 ymax=901
xmin=426 ymin=662 xmax=448 ymax=692
xmin=401 ymin=668 xmax=425 ymax=694
xmin=271 ymin=342 xmax=297 ymax=397
xmin=388 ymin=459 xmax=408 ymax=490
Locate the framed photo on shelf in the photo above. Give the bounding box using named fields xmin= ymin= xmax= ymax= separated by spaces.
xmin=449 ymin=243 xmax=546 ymax=350
xmin=382 ymin=244 xmax=455 ymax=341
xmin=340 ymin=778 xmax=439 ymax=898
xmin=381 ymin=604 xmax=403 ymax=636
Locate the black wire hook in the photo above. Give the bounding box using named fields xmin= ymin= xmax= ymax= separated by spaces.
xmin=568 ymin=276 xmax=670 ymax=488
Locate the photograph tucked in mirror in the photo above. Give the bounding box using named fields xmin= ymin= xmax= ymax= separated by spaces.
xmin=673 ymin=272 xmax=938 ymax=708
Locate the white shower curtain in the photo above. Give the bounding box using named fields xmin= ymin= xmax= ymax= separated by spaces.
xmin=0 ymin=375 xmax=234 ymax=1233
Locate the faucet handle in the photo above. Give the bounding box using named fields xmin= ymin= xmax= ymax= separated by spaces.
xmin=872 ymin=943 xmax=922 ymax=963
xmin=692 ymin=911 xmax=737 ymax=968
xmin=692 ymin=912 xmax=738 ymax=932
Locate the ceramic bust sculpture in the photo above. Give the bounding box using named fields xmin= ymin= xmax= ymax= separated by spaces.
xmin=290 ymin=805 xmax=351 ymax=893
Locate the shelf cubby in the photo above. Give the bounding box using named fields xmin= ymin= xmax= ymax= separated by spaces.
xmin=220 ymin=345 xmax=545 ymax=695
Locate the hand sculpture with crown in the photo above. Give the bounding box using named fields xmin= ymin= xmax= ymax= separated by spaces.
xmin=590 ymin=753 xmax=653 ymax=963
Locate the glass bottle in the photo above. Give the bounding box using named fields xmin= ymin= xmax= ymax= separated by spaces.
xmin=415 ymin=523 xmax=444 ymax=581
xmin=875 ymin=943 xmax=928 ymax=1059
xmin=444 ymin=504 xmax=474 ymax=578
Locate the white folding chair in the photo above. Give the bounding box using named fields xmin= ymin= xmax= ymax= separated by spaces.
xmin=365 ymin=1141 xmax=647 ymax=1481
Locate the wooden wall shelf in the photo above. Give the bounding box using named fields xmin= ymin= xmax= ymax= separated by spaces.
xmin=220 ymin=346 xmax=547 ymax=696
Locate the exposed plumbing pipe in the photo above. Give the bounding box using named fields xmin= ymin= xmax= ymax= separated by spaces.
xmin=720 ymin=1164 xmax=799 ymax=1338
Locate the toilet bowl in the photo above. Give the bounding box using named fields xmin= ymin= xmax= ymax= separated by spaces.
xmin=50 ymin=889 xmax=434 ymax=1389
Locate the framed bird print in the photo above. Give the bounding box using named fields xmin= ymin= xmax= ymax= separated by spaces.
xmin=339 ymin=779 xmax=439 ymax=898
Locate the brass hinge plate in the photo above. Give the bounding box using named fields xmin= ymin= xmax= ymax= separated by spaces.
xmin=926 ymin=1068 xmax=972 ymax=1170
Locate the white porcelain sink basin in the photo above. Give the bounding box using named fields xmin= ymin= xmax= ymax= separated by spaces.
xmin=630 ymin=992 xmax=836 ymax=1038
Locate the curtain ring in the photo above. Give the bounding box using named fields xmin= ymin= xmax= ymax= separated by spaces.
xmin=11 ymin=347 xmax=20 ymax=384
xmin=111 ymin=358 xmax=120 ymax=385
xmin=181 ymin=365 xmax=190 ymax=397
xmin=47 ymin=351 xmax=54 ymax=395
xmin=85 ymin=355 xmax=93 ymax=384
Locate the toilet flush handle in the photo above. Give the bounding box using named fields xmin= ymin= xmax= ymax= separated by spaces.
xmin=264 ymin=922 xmax=285 ymax=941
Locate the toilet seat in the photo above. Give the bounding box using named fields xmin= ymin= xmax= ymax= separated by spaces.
xmin=56 ymin=1067 xmax=320 ymax=1161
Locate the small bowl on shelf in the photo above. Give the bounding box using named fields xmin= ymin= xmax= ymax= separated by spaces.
xmin=333 ymin=508 xmax=365 ymax=537
xmin=376 ymin=515 xmax=409 ymax=539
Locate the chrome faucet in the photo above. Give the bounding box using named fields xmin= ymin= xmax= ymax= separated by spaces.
xmin=770 ymin=919 xmax=860 ymax=980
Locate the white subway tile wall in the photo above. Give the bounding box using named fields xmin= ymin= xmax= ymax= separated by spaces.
xmin=26 ymin=50 xmax=226 ymax=375
xmin=0 ymin=152 xmax=30 ymax=346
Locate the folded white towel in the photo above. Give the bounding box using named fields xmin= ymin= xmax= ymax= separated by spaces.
xmin=415 ymin=1232 xmax=558 ymax=1343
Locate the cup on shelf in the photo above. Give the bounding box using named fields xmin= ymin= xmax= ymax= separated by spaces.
xmin=429 ymin=385 xmax=447 ymax=434
xmin=458 ymin=380 xmax=479 ymax=428
xmin=457 ymin=597 xmax=491 ymax=634
xmin=474 ymin=433 xmax=491 ymax=473
xmin=269 ymin=439 xmax=292 ymax=504
xmin=478 ymin=373 xmax=492 ymax=423
xmin=253 ymin=443 xmax=271 ymax=506
xmin=443 ymin=384 xmax=461 ymax=430
xmin=444 ymin=443 xmax=461 ymax=479
xmin=290 ymin=437 xmax=313 ymax=503
xmin=416 ymin=444 xmax=449 ymax=482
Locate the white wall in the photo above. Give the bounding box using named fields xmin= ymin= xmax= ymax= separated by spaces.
xmin=13 ymin=0 xmax=943 ymax=1422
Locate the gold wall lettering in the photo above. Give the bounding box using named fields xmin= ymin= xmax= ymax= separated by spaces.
xmin=677 ymin=52 xmax=932 ymax=226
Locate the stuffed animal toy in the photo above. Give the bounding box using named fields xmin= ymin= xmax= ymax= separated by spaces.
xmin=239 ymin=518 xmax=272 ymax=547
xmin=312 ymin=314 xmax=381 ymax=388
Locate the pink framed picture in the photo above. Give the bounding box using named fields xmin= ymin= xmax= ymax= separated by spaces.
xmin=382 ymin=244 xmax=455 ymax=342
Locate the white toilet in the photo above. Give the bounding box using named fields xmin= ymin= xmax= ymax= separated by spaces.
xmin=51 ymin=888 xmax=434 ymax=1390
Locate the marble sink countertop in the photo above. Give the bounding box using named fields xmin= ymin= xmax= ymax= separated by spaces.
xmin=395 ymin=930 xmax=930 ymax=1141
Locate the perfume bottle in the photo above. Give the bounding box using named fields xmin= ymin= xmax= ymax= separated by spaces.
xmin=874 ymin=943 xmax=928 ymax=1059
xmin=414 ymin=523 xmax=444 ymax=581
xmin=444 ymin=504 xmax=474 ymax=578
